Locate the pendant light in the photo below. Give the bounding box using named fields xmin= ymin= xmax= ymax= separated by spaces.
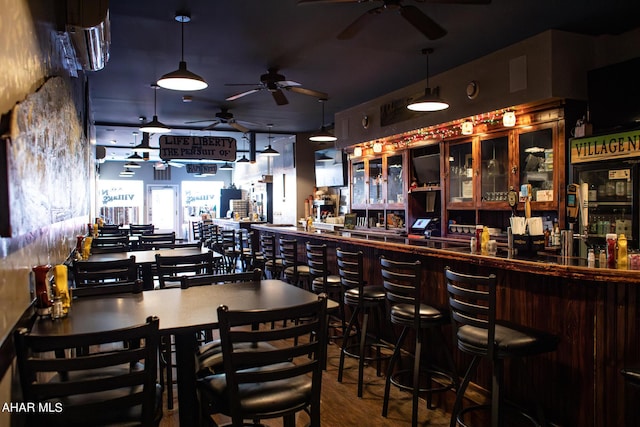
xmin=309 ymin=98 xmax=337 ymax=142
xmin=133 ymin=132 xmax=157 ymax=153
xmin=261 ymin=125 xmax=280 ymax=157
xmin=124 ymin=161 xmax=141 ymax=169
xmin=157 ymin=12 xmax=208 ymax=91
xmin=407 ymin=48 xmax=449 ymax=112
xmin=139 ymin=85 xmax=171 ymax=133
xmin=219 ymin=162 xmax=234 ymax=170
xmin=237 ymin=134 xmax=250 ymax=163
xmin=317 ymin=152 xmax=333 ymax=162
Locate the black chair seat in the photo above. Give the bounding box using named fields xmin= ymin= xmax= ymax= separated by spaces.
xmin=311 ymin=274 xmax=341 ymax=293
xmin=196 ymin=340 xmax=277 ymax=376
xmin=284 ymin=264 xmax=310 ymax=276
xmin=199 ymin=362 xmax=312 ymax=416
xmin=389 ymin=302 xmax=447 ymax=327
xmin=344 ymin=285 xmax=386 ymax=305
xmin=621 ymin=367 xmax=640 ymax=387
xmin=457 ymin=321 xmax=559 ymax=358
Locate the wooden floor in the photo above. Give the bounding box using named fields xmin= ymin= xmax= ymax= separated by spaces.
xmin=159 ymin=337 xmax=455 ymax=427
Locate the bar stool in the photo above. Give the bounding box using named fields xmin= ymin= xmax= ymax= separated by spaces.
xmin=306 ymin=242 xmax=347 ymax=340
xmin=336 ymin=247 xmax=392 ymax=398
xmin=260 ymin=234 xmax=282 ymax=279
xmin=381 ymin=256 xmax=458 ymax=427
xmin=279 ymin=238 xmax=310 ymax=290
xmin=444 ymin=267 xmax=559 ymax=427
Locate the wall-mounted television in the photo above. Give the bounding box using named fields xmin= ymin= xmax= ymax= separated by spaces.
xmin=315 ymin=148 xmax=347 ymax=187
xmin=412 ymin=153 xmax=441 ymax=186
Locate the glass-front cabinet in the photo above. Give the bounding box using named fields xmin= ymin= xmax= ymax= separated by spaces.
xmin=349 ymin=152 xmax=407 ymax=230
xmin=480 ymin=134 xmax=510 ymax=204
xmin=516 ymin=123 xmax=557 ymax=211
xmin=447 ymin=141 xmax=474 ymax=206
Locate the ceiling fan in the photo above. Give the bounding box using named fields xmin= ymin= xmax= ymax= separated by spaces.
xmin=184 ymin=108 xmax=256 ymax=133
xmin=225 ymin=68 xmax=328 ymax=106
xmin=298 ymin=0 xmax=491 ymax=40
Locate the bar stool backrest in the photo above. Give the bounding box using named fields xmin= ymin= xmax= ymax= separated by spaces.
xmin=336 ymin=248 xmax=364 ymax=301
xmin=260 ymin=234 xmax=277 ymax=261
xmin=380 ymin=256 xmax=422 ymax=329
xmin=306 ymin=242 xmax=329 ymax=286
xmin=279 ymin=238 xmax=299 ymax=276
xmin=444 ymin=267 xmax=497 ymax=360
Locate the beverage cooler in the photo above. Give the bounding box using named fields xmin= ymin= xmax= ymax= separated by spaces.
xmin=570 ymin=130 xmax=640 ymax=257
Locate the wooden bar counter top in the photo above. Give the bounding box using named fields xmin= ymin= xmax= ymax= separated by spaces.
xmin=253 ymin=224 xmax=640 ymax=427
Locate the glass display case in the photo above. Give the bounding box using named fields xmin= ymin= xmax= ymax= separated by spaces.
xmin=518 ymin=127 xmax=554 ymax=203
xmin=447 ymin=141 xmax=474 ymax=204
xmin=351 ymin=161 xmax=366 ymax=207
xmin=368 ymin=157 xmax=383 ymax=204
xmin=386 ymin=154 xmax=404 ymax=206
xmin=480 ymin=135 xmax=509 ymax=203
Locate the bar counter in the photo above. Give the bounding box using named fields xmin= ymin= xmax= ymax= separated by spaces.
xmin=252 ymin=223 xmax=640 ymax=427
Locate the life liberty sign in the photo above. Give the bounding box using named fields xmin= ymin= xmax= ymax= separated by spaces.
xmin=571 ymin=130 xmax=640 ymax=164
xmin=159 ymin=136 xmax=236 ymax=161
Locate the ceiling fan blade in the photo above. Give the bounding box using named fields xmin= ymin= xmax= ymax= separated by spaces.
xmin=272 ymin=89 xmax=289 ymax=106
xmin=286 ymin=86 xmax=329 ymax=99
xmin=229 ymin=120 xmax=250 ymax=133
xmin=421 ymin=0 xmax=491 ymax=4
xmin=226 ymin=88 xmax=262 ymax=101
xmin=337 ymin=6 xmax=383 ymax=40
xmin=400 ymin=5 xmax=447 ymax=39
xmin=277 ymin=80 xmax=301 ymax=87
xmin=202 ymin=121 xmax=222 ymax=131
xmin=184 ymin=119 xmax=215 ymax=124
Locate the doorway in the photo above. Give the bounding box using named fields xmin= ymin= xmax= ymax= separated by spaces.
xmin=147 ymin=185 xmax=179 ymax=234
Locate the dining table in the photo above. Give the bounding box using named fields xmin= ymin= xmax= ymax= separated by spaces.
xmin=89 ymin=246 xmax=222 ymax=290
xmin=29 ymin=279 xmax=337 ymax=426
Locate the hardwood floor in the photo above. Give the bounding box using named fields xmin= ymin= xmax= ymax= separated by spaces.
xmin=159 ymin=338 xmax=455 ymax=427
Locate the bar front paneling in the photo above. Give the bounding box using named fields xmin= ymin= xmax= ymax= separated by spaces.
xmin=253 ymin=224 xmax=640 ymax=427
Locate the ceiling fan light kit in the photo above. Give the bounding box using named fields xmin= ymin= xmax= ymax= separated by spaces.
xmin=157 ymin=12 xmax=208 ymax=91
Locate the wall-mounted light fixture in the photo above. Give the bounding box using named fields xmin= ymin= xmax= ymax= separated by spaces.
xmin=461 ymin=120 xmax=474 ymax=135
xmin=503 ymin=110 xmax=516 ymax=127
xmin=353 ymin=146 xmax=363 ymax=157
xmin=372 ymin=141 xmax=383 ymax=153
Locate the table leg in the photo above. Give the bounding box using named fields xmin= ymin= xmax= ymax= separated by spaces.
xmin=175 ymin=332 xmax=200 ymax=426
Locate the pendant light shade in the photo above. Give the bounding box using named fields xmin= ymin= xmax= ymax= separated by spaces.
xmin=157 ymin=13 xmax=208 ymax=91
xmin=317 ymin=152 xmax=333 ymax=162
xmin=407 ymin=48 xmax=449 ymax=112
xmin=219 ymin=162 xmax=233 ymax=170
xmin=309 ymin=98 xmax=337 ymax=142
xmin=139 ymin=85 xmax=171 ymax=133
xmin=124 ymin=161 xmax=141 ymax=169
xmin=261 ymin=125 xmax=280 ymax=157
xmin=237 ymin=134 xmax=250 ymax=162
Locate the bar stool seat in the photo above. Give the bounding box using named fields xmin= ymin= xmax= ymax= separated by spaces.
xmin=445 ymin=267 xmax=559 ymax=427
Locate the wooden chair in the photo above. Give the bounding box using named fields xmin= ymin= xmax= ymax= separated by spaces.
xmin=128 ymin=224 xmax=155 ymax=236
xmin=279 ymin=237 xmax=310 ymax=290
xmin=179 ymin=268 xmax=263 ymax=289
xmin=73 ymin=256 xmax=138 ymax=290
xmin=444 ymin=267 xmax=559 ymax=427
xmin=260 ymin=234 xmax=282 ymax=279
xmin=73 ymin=278 xmax=144 ymax=298
xmin=380 ymin=256 xmax=457 ymax=427
xmin=197 ymin=295 xmax=328 ymax=426
xmin=90 ymin=235 xmax=130 ymax=253
xmin=336 ymin=247 xmax=392 ymax=398
xmin=98 ymin=224 xmax=126 ymax=236
xmin=217 ymin=229 xmax=241 ymax=273
xmin=155 ymin=250 xmax=216 ymax=289
xmin=14 ymin=316 xmax=162 ymax=427
xmin=138 ymin=232 xmax=176 ymax=250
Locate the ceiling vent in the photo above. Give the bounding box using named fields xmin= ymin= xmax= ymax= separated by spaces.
xmin=65 ymin=0 xmax=110 ymax=71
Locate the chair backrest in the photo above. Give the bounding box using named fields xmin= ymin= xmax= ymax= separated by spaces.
xmin=73 ymin=279 xmax=144 ymax=298
xmin=155 ymin=251 xmax=215 ymax=288
xmin=336 ymin=247 xmax=365 ymax=296
xmin=129 ymin=224 xmax=155 ymax=236
xmin=306 ymin=242 xmax=329 ymax=288
xmin=217 ymin=295 xmax=327 ymax=426
xmin=90 ymin=235 xmax=130 ymax=253
xmin=138 ymin=232 xmax=176 ymax=250
xmin=260 ymin=234 xmax=277 ymax=261
xmin=192 ymin=221 xmax=202 ymax=241
xmin=99 ymin=225 xmax=127 ymax=236
xmin=180 ymin=268 xmax=262 ymax=288
xmin=380 ymin=256 xmax=422 ymax=329
xmin=218 ymin=229 xmax=237 ymax=253
xmin=279 ymin=238 xmax=299 ymax=274
xmin=444 ymin=267 xmax=497 ymax=359
xmin=73 ymin=256 xmax=138 ymax=289
xmin=14 ymin=316 xmax=160 ymax=426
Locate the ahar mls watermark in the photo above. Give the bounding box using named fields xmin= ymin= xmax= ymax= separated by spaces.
xmin=2 ymin=401 xmax=63 ymax=413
